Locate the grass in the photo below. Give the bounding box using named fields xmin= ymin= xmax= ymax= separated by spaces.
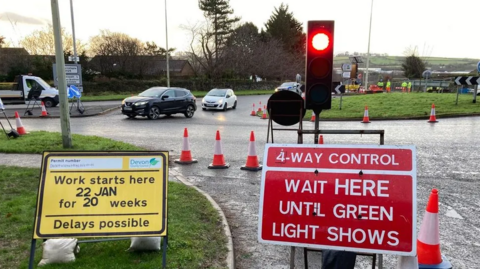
xmin=0 ymin=166 xmax=228 ymax=269
xmin=315 ymin=92 xmax=480 ymax=119
xmin=0 ymin=131 xmax=143 ymax=154
xmin=81 ymin=89 xmax=275 ymax=102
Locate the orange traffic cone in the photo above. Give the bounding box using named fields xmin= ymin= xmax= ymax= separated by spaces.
xmin=428 ymin=103 xmax=438 ymax=123
xmin=241 ymin=131 xmax=262 ymax=171
xmin=258 ymin=101 xmax=262 ymax=112
xmin=317 ymin=135 xmax=324 ymax=144
xmin=361 ymin=106 xmax=371 ymax=123
xmin=261 ymin=106 xmax=267 ymax=119
xmin=40 ymin=101 xmax=49 ymax=117
xmin=417 ymin=189 xmax=452 ymax=268
xmin=310 ymin=113 xmax=315 ymax=122
xmin=15 ymin=111 xmax=28 ymax=135
xmin=208 ymin=130 xmax=230 ymax=169
xmin=251 ymin=103 xmax=256 ymax=116
xmin=174 ymin=128 xmax=198 ymax=164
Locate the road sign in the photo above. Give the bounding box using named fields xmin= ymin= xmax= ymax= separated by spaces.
xmin=53 ymin=63 xmax=83 ymax=87
xmin=342 ymin=72 xmax=351 ymax=78
xmin=342 ymin=63 xmax=352 ymax=71
xmin=33 ymin=151 xmax=168 ymax=238
xmin=334 ymin=84 xmax=345 ymax=94
xmin=258 ymin=144 xmax=416 ymax=255
xmin=454 ymin=76 xmax=480 ymax=85
xmin=68 ymin=56 xmax=80 ymax=62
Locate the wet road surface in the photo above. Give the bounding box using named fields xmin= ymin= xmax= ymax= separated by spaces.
xmin=13 ymin=96 xmax=480 ymax=268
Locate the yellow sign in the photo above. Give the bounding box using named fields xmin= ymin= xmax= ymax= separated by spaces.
xmin=33 ymin=152 xmax=168 ymax=239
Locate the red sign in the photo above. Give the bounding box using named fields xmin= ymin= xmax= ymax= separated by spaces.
xmin=258 ymin=144 xmax=416 ymax=256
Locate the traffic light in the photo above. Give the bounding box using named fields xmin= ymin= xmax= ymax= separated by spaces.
xmin=305 ymin=21 xmax=334 ymax=114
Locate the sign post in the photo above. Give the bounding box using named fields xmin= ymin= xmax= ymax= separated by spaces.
xmin=258 ymin=144 xmax=416 ymax=257
xmin=29 ymin=151 xmax=168 ymax=268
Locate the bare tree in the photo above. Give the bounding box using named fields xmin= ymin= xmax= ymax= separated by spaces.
xmin=181 ymin=22 xmax=218 ymax=77
xmin=19 ymin=24 xmax=85 ymax=55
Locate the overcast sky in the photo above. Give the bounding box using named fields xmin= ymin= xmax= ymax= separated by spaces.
xmin=1 ymin=0 xmax=479 ymax=59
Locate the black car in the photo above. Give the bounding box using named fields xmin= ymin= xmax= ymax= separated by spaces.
xmin=121 ymin=87 xmax=197 ymax=119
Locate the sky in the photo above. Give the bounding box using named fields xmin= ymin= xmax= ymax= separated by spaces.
xmin=1 ymin=0 xmax=479 ymax=59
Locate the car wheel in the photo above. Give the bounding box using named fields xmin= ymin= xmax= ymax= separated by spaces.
xmin=166 ymin=113 xmax=172 ymax=117
xmin=202 ymin=108 xmax=206 ymax=111
xmin=233 ymin=101 xmax=237 ymax=109
xmin=127 ymin=115 xmax=136 ymax=119
xmin=147 ymin=106 xmax=160 ymax=120
xmin=43 ymin=98 xmax=55 ymax=108
xmin=223 ymin=103 xmax=228 ymax=111
xmin=184 ymin=105 xmax=195 ymax=118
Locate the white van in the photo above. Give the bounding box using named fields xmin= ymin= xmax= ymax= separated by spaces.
xmin=0 ymin=75 xmax=59 ymax=107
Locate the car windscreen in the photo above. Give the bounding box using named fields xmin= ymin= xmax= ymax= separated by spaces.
xmin=207 ymin=89 xmax=227 ymax=97
xmin=281 ymin=82 xmax=296 ymax=87
xmin=139 ymin=88 xmax=166 ymax=97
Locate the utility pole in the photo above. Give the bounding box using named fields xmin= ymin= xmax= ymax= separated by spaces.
xmin=51 ymin=0 xmax=73 ymax=148
xmin=165 ymin=0 xmax=170 ymax=87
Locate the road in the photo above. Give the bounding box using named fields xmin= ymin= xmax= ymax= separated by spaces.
xmin=12 ymin=96 xmax=480 ymax=268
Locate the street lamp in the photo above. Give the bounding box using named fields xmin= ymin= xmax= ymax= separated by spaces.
xmin=165 ymin=0 xmax=170 ymax=87
xmin=364 ymin=0 xmax=374 ymax=91
xmin=69 ymin=0 xmax=78 ymax=64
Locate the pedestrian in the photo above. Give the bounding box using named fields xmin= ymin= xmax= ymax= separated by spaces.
xmin=386 ymin=80 xmax=391 ymax=93
xmin=407 ymin=81 xmax=412 ymax=93
xmin=401 ymin=81 xmax=407 ymax=93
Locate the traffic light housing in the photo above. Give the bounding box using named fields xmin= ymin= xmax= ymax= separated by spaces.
xmin=305 ymin=21 xmax=334 ymax=114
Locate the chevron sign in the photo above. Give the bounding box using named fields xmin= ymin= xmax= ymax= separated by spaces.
xmin=454 ymin=76 xmax=480 ymax=85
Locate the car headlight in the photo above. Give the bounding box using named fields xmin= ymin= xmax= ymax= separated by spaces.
xmin=135 ymin=101 xmax=148 ymax=106
xmin=218 ymin=99 xmax=223 ymax=104
xmin=275 ymin=88 xmax=279 ymax=92
xmin=122 ymin=99 xmax=126 ymax=105
xmin=202 ymin=98 xmax=205 ymax=103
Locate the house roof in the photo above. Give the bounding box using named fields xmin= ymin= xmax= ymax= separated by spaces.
xmin=0 ymin=47 xmax=29 ymax=55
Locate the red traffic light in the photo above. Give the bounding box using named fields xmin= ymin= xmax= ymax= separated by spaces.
xmin=312 ymin=33 xmax=329 ymax=51
xmin=305 ymin=21 xmax=334 ymax=113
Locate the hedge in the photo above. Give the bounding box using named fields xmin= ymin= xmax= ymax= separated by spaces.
xmin=82 ymin=78 xmax=279 ymax=95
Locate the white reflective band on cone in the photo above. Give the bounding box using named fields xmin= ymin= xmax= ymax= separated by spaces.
xmin=248 ymin=141 xmax=256 ymax=156
xmin=418 ymin=211 xmax=440 ymax=245
xmin=182 ymin=137 xmax=190 ymax=151
xmin=214 ymin=141 xmax=223 ymax=155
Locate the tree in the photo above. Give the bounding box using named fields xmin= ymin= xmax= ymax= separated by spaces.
xmin=19 ymin=25 xmax=85 ymax=55
xmin=89 ymin=30 xmax=145 ymax=76
xmin=402 ymin=54 xmax=426 ymax=79
xmin=222 ymin=22 xmax=302 ymax=80
xmin=264 ymin=3 xmax=305 ymax=54
xmin=143 ymin=41 xmax=175 ymax=57
xmin=198 ymin=0 xmax=240 ymax=62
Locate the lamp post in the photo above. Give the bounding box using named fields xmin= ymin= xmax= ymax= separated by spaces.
xmin=69 ymin=0 xmax=78 ymax=64
xmin=364 ymin=0 xmax=374 ymax=91
xmin=165 ymin=0 xmax=170 ymax=87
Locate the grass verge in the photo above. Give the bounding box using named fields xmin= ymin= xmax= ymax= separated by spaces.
xmin=0 ymin=131 xmax=142 ymax=154
xmin=81 ymin=89 xmax=274 ymax=102
xmin=308 ymin=92 xmax=480 ymax=119
xmin=0 ymin=166 xmax=228 ymax=269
